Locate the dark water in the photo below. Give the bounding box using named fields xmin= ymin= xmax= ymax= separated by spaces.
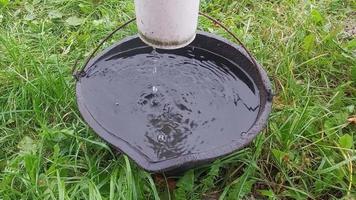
xmin=80 ymin=46 xmax=260 ymax=162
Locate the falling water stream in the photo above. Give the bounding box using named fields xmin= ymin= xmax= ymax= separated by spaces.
xmin=151 ymin=48 xmax=159 ymax=94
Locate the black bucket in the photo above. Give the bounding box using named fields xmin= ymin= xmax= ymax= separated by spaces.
xmin=75 ymin=31 xmax=272 ymax=173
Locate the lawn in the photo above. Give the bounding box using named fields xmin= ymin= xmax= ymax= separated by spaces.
xmin=0 ymin=0 xmax=355 ymax=199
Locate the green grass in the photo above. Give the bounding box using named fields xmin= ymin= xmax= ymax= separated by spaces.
xmin=0 ymin=0 xmax=355 ymax=199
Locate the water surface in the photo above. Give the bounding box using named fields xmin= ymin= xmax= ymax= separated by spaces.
xmin=80 ymin=46 xmax=260 ymax=162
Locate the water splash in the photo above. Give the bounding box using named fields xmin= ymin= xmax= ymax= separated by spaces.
xmin=152 ymin=85 xmax=158 ymax=93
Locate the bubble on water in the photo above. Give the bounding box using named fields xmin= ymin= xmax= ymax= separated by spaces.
xmin=240 ymin=132 xmax=248 ymax=137
xmin=157 ymin=134 xmax=166 ymax=142
xmin=151 ymin=99 xmax=159 ymax=107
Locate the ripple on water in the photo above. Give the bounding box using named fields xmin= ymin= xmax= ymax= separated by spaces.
xmin=81 ymin=46 xmax=260 ymax=161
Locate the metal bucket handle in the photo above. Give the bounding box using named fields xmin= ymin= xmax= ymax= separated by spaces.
xmin=73 ymin=13 xmax=258 ymax=80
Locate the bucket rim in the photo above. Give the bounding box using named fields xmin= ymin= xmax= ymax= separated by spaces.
xmin=75 ymin=31 xmax=273 ymax=172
